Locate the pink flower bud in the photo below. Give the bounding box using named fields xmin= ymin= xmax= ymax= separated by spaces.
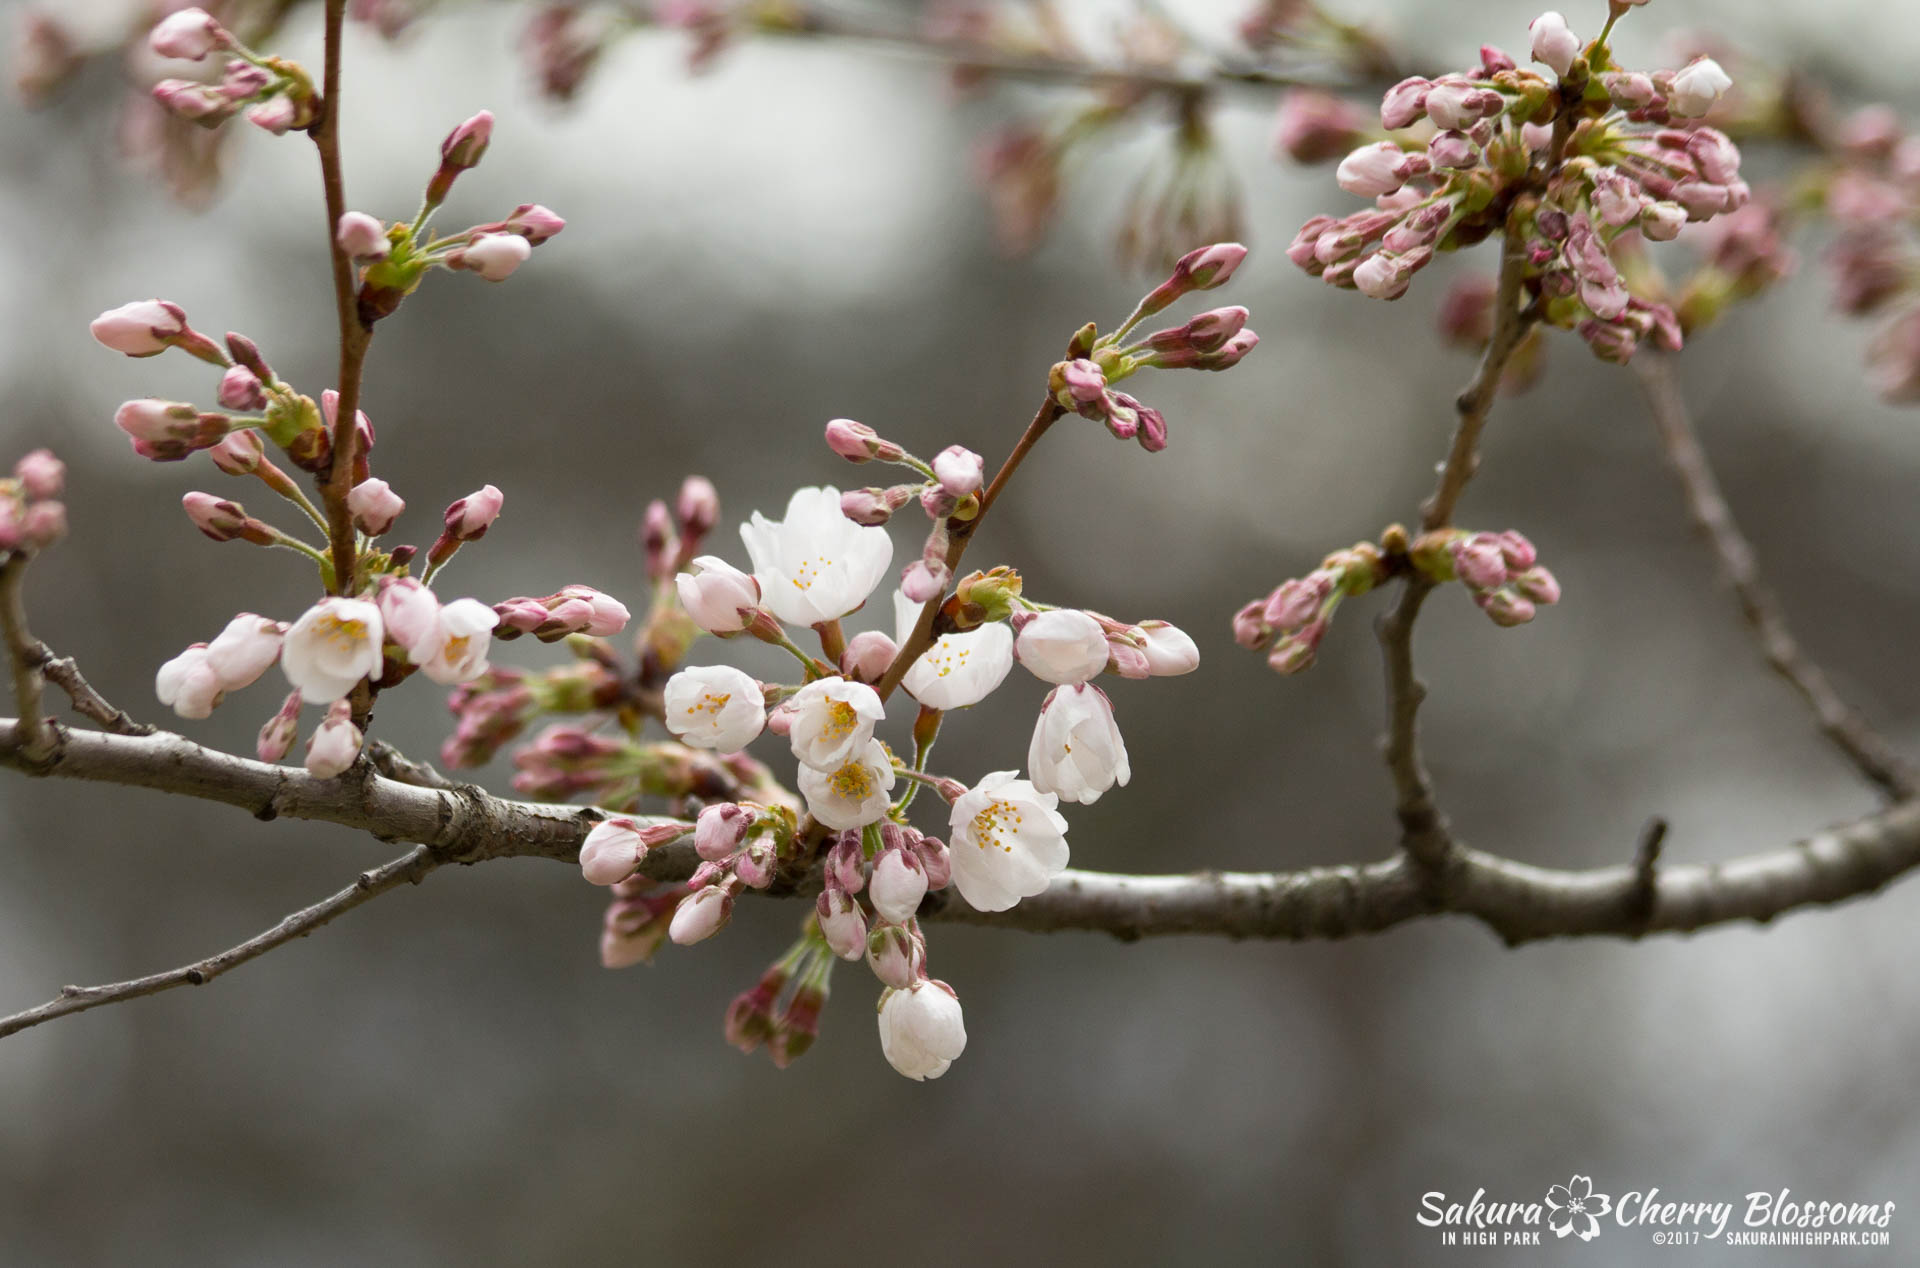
xmin=1513 ymin=566 xmax=1561 ymax=605
xmin=694 ymin=802 xmax=751 ymax=862
xmin=580 ymin=817 xmax=650 ymax=885
xmin=841 ymin=630 xmax=898 ymax=683
xmin=815 ymin=888 xmax=867 ymax=961
xmin=1137 ymin=621 xmax=1200 ymax=676
xmin=1379 ymin=76 xmax=1432 ymax=130
xmin=13 ymin=449 xmax=64 ymax=500
xmin=668 ymin=884 xmax=733 ymax=945
xmin=675 ymin=557 xmax=760 ymax=634
xmin=440 ymin=109 xmax=493 ymax=169
xmin=554 ymin=584 xmax=630 ymax=636
xmin=1264 ymin=575 xmax=1328 ymax=631
xmin=305 ymin=702 xmax=364 ymax=778
xmin=733 ymin=841 xmax=777 ymax=890
xmin=1496 ymin=531 xmax=1538 ymax=571
xmin=1528 ymin=11 xmax=1579 ymax=78
xmin=675 ymin=475 xmax=718 ymax=540
xmin=347 ymin=477 xmax=405 ymax=536
xmin=869 ymin=845 xmax=929 ymax=925
xmin=1451 ymin=534 xmax=1509 ymax=590
xmin=823 ymin=418 xmax=902 ymax=463
xmin=1477 ymin=589 xmax=1537 ymax=627
xmin=445 ymin=484 xmax=503 ymax=539
xmin=932 ymin=445 xmax=984 ymax=498
xmin=1273 ymin=88 xmax=1369 ymax=164
xmin=1337 ymin=142 xmax=1411 ymax=198
xmin=914 ymin=834 xmax=952 ymax=890
xmin=182 ymin=492 xmax=248 ymax=541
xmin=1170 ymin=242 xmax=1246 ymax=292
xmin=457 ymin=232 xmax=531 ymax=281
xmin=505 ymin=203 xmax=566 ymax=244
xmin=150 ymin=8 xmax=227 ymax=60
xmin=840 ymin=486 xmax=900 ymax=526
xmin=153 ymin=78 xmax=236 ymax=125
xmin=257 ymin=691 xmax=301 ymax=762
xmin=245 ymin=98 xmax=299 ymax=135
xmin=866 ymin=923 xmax=922 ymax=989
xmin=217 ymin=365 xmax=266 ymax=411
xmin=91 ymin=299 xmax=186 ymax=357
xmin=220 ymin=61 xmax=272 ymax=100
xmin=1232 ymin=599 xmax=1273 ymax=650
xmin=22 ymin=502 xmax=65 ymax=548
xmin=336 ymin=211 xmax=390 ymax=260
xmin=826 ymin=832 xmax=865 ymax=894
xmin=901 ymin=558 xmax=949 ymax=603
xmin=209 ymin=430 xmax=264 ymax=475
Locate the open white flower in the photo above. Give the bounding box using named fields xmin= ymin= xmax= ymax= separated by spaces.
xmin=947 ymin=770 xmax=1070 ymax=912
xmin=203 ymin=613 xmax=285 ymax=690
xmin=281 ymin=597 xmax=384 ymax=704
xmin=798 ymin=737 xmax=896 ymax=829
xmin=741 ymin=486 xmax=892 ymax=626
xmin=1028 ymin=684 xmax=1131 ymax=804
xmin=412 ymin=597 xmax=500 ymax=685
xmin=894 ymin=587 xmax=1014 ymax=710
xmin=787 ymin=676 xmax=886 ymax=771
xmin=663 ymin=665 xmax=766 ymax=752
xmin=878 ymin=981 xmax=967 ymax=1081
xmin=156 ymin=645 xmax=223 ymax=719
xmin=1014 ymin=609 xmax=1109 ymax=685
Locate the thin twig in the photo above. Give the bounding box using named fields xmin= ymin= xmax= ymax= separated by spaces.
xmin=1634 ymin=352 xmax=1917 ymax=802
xmin=875 ymin=394 xmax=1065 ymax=702
xmin=1377 ymin=228 xmax=1535 ymax=870
xmin=0 ymin=553 xmax=53 ymax=761
xmin=309 ymin=0 xmax=373 ymax=600
xmin=5 ymin=718 xmax=1920 ymax=948
xmin=0 ymin=845 xmax=438 ymax=1039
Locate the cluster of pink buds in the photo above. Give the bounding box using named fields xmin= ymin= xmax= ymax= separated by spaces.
xmin=1813 ymin=106 xmax=1920 ymax=402
xmin=1410 ymin=529 xmax=1562 ymax=627
xmin=1234 ymin=542 xmax=1388 ymax=675
xmin=493 ymin=586 xmax=632 ymax=643
xmin=1045 ymin=244 xmax=1258 ymax=452
xmin=343 ymin=113 xmax=565 ymax=323
xmin=148 ymin=8 xmax=317 ymax=135
xmin=0 ymin=449 xmax=68 ymax=554
xmin=1290 ymin=7 xmax=1745 ymax=363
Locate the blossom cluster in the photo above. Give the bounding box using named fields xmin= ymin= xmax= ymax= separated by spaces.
xmin=537 ymin=249 xmax=1246 ymax=1078
xmin=1816 ymin=106 xmax=1920 ymax=403
xmin=1288 ymin=6 xmax=1746 ymax=363
xmin=0 ymin=450 xmax=67 ymax=555
xmin=1236 ymin=530 xmax=1560 ymax=675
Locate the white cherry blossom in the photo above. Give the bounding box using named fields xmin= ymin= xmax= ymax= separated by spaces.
xmin=663 ymin=665 xmax=766 ymax=752
xmin=280 ymin=597 xmax=384 ymax=705
xmin=156 ymin=645 xmax=223 ymax=719
xmin=878 ymin=980 xmax=967 ymax=1081
xmin=1014 ymin=609 xmax=1110 ymax=685
xmin=797 ymin=737 xmax=896 ymax=829
xmin=787 ymin=676 xmax=886 ymax=771
xmin=203 ymin=613 xmax=284 ymax=690
xmin=412 ymin=597 xmax=500 ymax=685
xmin=741 ymin=486 xmax=892 ymax=626
xmin=1028 ymin=683 xmax=1131 ymax=804
xmin=947 ymin=770 xmax=1070 ymax=912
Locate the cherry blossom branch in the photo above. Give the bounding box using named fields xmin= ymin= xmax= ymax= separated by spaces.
xmin=0 ymin=554 xmax=52 ymax=761
xmin=0 ymin=844 xmax=439 ymax=1039
xmin=4 ymin=719 xmax=1920 ymax=951
xmin=310 ymin=0 xmax=372 ymax=599
xmin=873 ymin=394 xmax=1065 ymax=701
xmin=1634 ymin=352 xmax=1917 ymax=801
xmin=1377 ymin=229 xmax=1535 ymax=869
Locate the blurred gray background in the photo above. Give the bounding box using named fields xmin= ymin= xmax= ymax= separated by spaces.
xmin=4 ymin=0 xmax=1920 ymax=1263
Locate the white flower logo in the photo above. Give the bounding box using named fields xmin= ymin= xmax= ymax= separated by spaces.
xmin=1545 ymin=1175 xmax=1611 ymax=1241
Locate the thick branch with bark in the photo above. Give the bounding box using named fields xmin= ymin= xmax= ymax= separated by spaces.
xmin=4 ymin=719 xmax=1918 ymax=951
